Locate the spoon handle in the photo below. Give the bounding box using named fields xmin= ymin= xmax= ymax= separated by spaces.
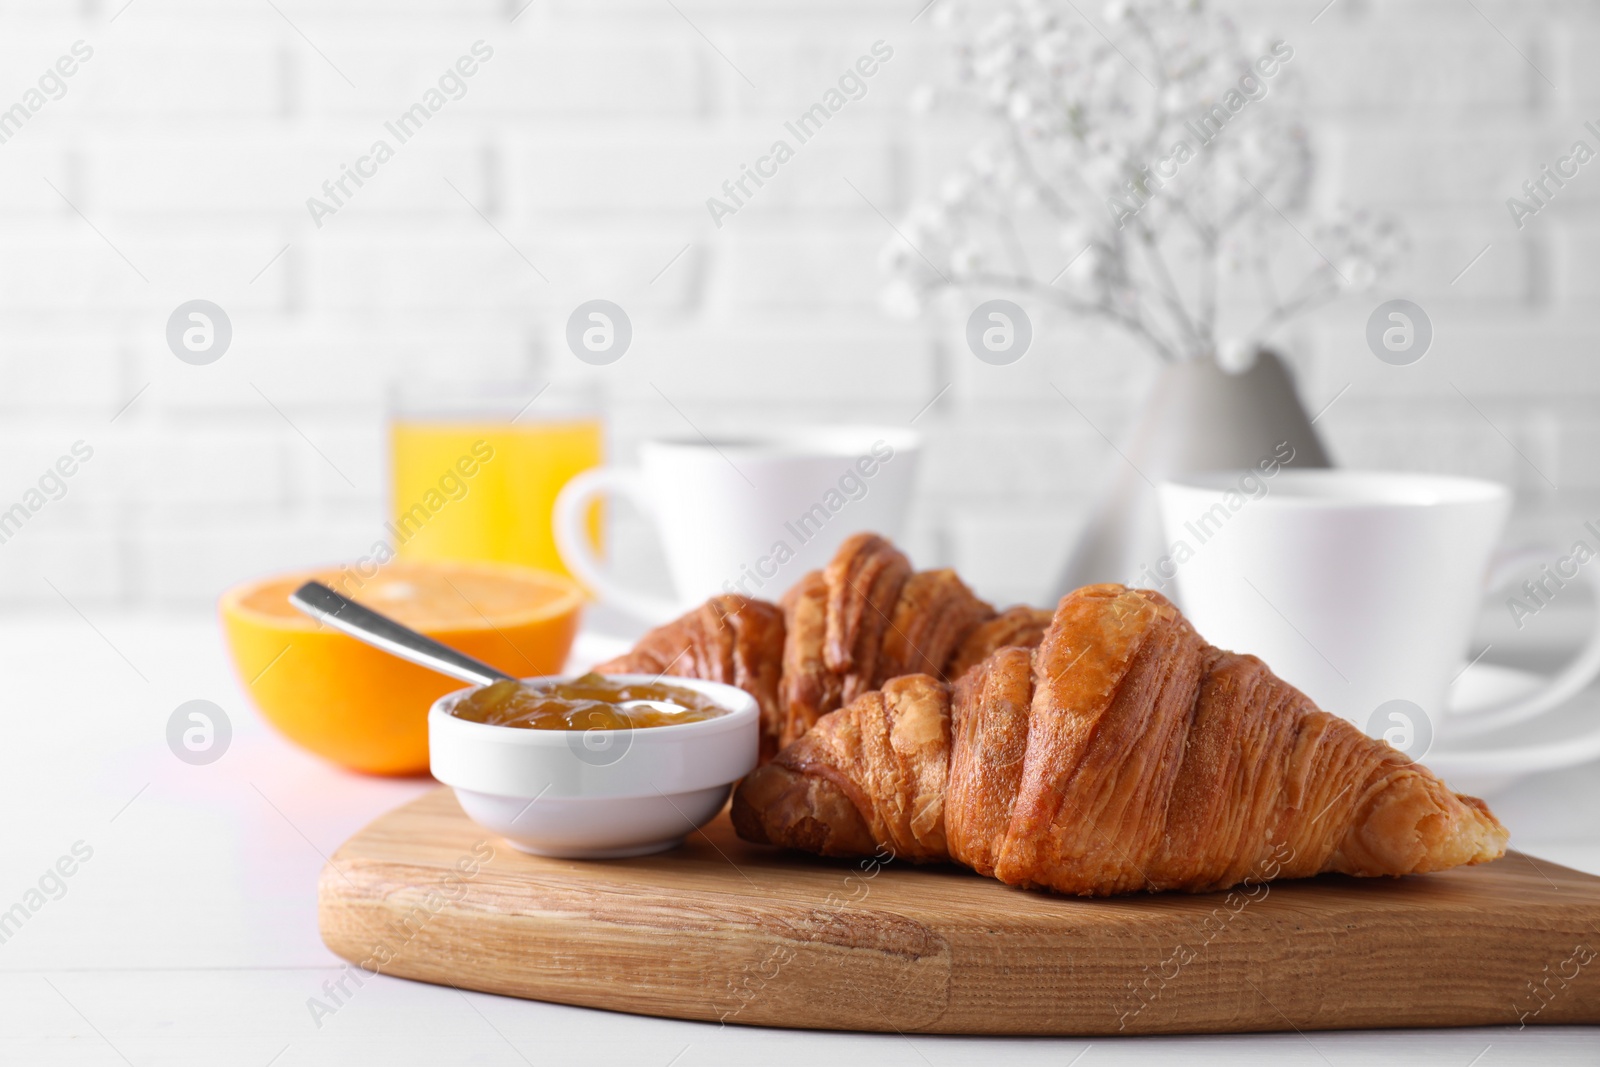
xmin=288 ymin=581 xmax=515 ymax=688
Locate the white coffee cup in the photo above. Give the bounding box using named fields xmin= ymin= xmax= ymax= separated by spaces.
xmin=1156 ymin=469 xmax=1600 ymax=755
xmin=554 ymin=427 xmax=920 ymax=624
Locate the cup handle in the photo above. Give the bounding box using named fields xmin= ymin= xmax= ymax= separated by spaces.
xmin=553 ymin=468 xmax=683 ymax=625
xmin=1446 ymin=545 xmax=1600 ymax=738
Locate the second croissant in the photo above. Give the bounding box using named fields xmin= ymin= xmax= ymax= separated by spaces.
xmin=597 ymin=532 xmax=1050 ymax=759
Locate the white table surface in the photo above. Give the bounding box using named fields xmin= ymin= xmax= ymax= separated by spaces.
xmin=3 ymin=612 xmax=1598 ymax=1066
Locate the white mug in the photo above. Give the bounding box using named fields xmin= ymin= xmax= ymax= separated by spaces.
xmin=1156 ymin=470 xmax=1600 ymax=753
xmin=554 ymin=427 xmax=920 ymax=624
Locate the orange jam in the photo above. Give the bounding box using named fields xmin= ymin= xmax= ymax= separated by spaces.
xmin=448 ymin=673 xmax=725 ymax=731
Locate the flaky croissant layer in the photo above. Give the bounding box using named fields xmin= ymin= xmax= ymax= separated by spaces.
xmin=731 ymin=584 xmax=1508 ymax=896
xmin=598 ymin=533 xmax=1050 ymax=762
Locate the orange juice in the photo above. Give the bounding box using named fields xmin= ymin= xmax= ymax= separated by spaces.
xmin=389 ymin=417 xmax=603 ymax=576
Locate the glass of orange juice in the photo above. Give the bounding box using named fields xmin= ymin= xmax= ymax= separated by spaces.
xmin=388 ymin=382 xmax=604 ymax=578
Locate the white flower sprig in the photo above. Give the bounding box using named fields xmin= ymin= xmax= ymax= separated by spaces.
xmin=885 ymin=0 xmax=1404 ymax=363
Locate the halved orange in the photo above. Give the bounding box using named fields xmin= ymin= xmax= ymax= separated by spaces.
xmin=220 ymin=560 xmax=584 ymax=775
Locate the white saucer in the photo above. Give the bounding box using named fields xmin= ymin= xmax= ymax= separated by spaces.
xmin=566 ymin=631 xmax=635 ymax=673
xmin=1429 ymin=663 xmax=1600 ymax=795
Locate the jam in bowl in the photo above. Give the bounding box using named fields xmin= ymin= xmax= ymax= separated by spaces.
xmin=447 ymin=673 xmax=728 ymax=731
xmin=428 ymin=673 xmax=758 ymax=859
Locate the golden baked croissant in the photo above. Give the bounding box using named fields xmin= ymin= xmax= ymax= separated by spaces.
xmin=593 ymin=594 xmax=787 ymax=761
xmin=600 ymin=533 xmax=1051 ymax=759
xmin=731 ymin=583 xmax=1508 ymax=895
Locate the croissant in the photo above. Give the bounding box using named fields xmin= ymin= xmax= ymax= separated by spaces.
xmin=593 ymin=594 xmax=787 ymax=761
xmin=600 ymin=532 xmax=1052 ymax=759
xmin=731 ymin=583 xmax=1508 ymax=895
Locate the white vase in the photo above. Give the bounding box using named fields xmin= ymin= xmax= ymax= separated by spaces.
xmin=1048 ymin=350 xmax=1331 ymax=599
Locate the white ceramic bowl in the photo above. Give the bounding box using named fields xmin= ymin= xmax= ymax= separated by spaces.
xmin=428 ymin=674 xmax=758 ymax=859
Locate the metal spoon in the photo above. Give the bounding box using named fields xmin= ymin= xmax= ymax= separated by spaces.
xmin=288 ymin=580 xmax=513 ymax=687
xmin=287 ymin=581 xmax=695 ymax=716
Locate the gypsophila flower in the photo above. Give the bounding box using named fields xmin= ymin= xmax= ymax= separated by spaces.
xmin=885 ymin=0 xmax=1401 ymax=362
xmin=1216 ymin=338 xmax=1257 ymax=373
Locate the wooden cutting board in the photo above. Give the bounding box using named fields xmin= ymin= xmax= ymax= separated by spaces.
xmin=318 ymin=787 xmax=1600 ymax=1035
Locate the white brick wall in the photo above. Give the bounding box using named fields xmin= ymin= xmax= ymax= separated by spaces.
xmin=3 ymin=0 xmax=1599 ymax=613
